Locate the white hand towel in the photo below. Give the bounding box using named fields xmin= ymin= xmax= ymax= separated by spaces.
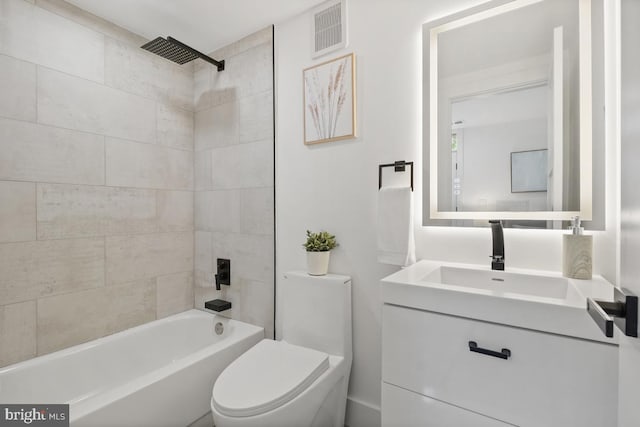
xmin=377 ymin=186 xmax=416 ymax=266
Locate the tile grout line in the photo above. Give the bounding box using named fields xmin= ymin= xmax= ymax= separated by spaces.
xmin=0 ymin=177 xmax=194 ymax=192
xmin=29 ymin=0 xmax=151 ymax=60
xmin=3 ymin=51 xmax=194 ymax=113
xmin=35 ymin=295 xmax=39 ymax=357
xmin=103 ymin=31 xmax=108 ymax=190
xmin=0 ymin=228 xmax=195 ymax=246
xmin=34 ymin=182 xmax=38 ymax=241
xmin=35 ymin=64 xmax=39 ymax=125
xmin=0 ymin=112 xmax=195 ymax=153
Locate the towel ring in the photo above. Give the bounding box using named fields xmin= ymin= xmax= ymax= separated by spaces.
xmin=378 ymin=161 xmax=413 ymax=191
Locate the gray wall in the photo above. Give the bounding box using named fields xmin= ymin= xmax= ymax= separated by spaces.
xmin=0 ymin=0 xmax=195 ymax=366
xmin=193 ymin=27 xmax=275 ymax=338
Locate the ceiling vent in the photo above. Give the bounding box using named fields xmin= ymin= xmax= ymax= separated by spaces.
xmin=311 ymin=0 xmax=347 ymax=58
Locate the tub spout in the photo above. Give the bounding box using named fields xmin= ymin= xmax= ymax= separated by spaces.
xmin=205 ymin=299 xmax=232 ymax=312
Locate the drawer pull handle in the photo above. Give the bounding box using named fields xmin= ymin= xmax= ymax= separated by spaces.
xmin=468 ymin=341 xmax=511 ymax=360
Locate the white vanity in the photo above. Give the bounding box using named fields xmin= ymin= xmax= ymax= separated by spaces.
xmin=381 ymin=260 xmax=618 ymax=426
xmin=387 ymin=0 xmax=623 ymax=423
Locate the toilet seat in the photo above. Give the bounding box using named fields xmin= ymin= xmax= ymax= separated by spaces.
xmin=212 ymin=339 xmax=330 ymax=417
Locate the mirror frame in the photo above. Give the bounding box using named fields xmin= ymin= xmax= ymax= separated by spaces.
xmin=423 ymin=0 xmax=593 ymax=222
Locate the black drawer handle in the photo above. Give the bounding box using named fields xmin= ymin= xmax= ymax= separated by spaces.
xmin=468 ymin=341 xmax=511 ymax=360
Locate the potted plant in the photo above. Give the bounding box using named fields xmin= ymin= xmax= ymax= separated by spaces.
xmin=303 ymin=230 xmax=338 ymax=276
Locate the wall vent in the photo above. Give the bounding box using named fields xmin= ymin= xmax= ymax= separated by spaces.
xmin=311 ymin=0 xmax=347 ymax=58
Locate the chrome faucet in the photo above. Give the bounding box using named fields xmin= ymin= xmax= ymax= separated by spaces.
xmin=489 ymin=220 xmax=505 ymax=271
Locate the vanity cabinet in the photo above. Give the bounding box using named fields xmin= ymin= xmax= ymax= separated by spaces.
xmin=382 ymin=382 xmax=514 ymax=427
xmin=382 ymin=304 xmax=618 ymax=427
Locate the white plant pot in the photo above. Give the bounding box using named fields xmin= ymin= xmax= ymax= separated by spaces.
xmin=306 ymin=251 xmax=331 ymax=276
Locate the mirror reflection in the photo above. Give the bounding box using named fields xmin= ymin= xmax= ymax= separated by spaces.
xmin=423 ymin=0 xmax=604 ymax=228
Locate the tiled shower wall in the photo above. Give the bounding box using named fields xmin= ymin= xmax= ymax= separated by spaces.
xmin=0 ymin=0 xmax=195 ymax=367
xmin=194 ymin=28 xmax=275 ymax=338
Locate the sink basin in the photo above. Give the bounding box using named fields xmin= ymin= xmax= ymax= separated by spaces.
xmin=381 ymin=259 xmax=617 ymax=343
xmin=422 ymin=266 xmax=571 ymax=301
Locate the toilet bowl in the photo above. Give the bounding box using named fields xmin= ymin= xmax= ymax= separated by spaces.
xmin=211 ymin=271 xmax=352 ymax=427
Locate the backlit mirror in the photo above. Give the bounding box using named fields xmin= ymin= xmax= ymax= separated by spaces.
xmin=422 ymin=0 xmax=605 ymax=228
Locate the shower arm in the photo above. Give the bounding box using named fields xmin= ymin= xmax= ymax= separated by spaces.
xmin=166 ymin=37 xmax=225 ymax=71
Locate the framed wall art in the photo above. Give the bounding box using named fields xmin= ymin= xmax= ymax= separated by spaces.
xmin=303 ymin=53 xmax=356 ymax=145
xmin=511 ymin=149 xmax=548 ymax=193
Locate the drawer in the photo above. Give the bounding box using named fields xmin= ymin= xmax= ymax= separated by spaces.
xmin=382 ymin=382 xmax=514 ymax=427
xmin=382 ymin=304 xmax=618 ymax=427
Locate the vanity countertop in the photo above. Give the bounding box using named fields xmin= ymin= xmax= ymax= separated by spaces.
xmin=381 ymin=260 xmax=618 ymax=344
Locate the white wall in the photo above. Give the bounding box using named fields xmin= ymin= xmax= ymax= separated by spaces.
xmin=275 ymin=0 xmax=618 ymax=425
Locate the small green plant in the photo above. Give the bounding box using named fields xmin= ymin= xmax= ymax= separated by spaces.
xmin=303 ymin=230 xmax=338 ymax=252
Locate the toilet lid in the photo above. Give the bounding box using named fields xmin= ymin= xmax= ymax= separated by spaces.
xmin=212 ymin=339 xmax=330 ymax=417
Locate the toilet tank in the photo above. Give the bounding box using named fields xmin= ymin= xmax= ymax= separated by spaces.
xmin=281 ymin=271 xmax=352 ymax=361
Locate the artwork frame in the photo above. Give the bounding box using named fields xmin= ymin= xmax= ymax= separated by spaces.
xmin=303 ymin=53 xmax=356 ymax=145
xmin=510 ymin=149 xmax=548 ymax=193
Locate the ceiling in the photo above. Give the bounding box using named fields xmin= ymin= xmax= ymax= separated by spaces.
xmin=66 ymin=0 xmax=324 ymax=53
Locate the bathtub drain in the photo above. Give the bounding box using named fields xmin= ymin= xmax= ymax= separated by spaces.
xmin=214 ymin=322 xmax=224 ymax=335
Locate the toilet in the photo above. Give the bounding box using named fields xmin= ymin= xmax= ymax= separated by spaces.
xmin=211 ymin=271 xmax=352 ymax=427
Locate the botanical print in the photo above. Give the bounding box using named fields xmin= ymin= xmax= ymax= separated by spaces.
xmin=304 ymin=53 xmax=355 ymax=144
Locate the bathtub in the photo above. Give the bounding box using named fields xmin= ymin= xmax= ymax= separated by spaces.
xmin=0 ymin=309 xmax=264 ymax=427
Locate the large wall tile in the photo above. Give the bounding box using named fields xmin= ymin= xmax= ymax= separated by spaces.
xmin=195 ymin=231 xmax=213 ymax=288
xmin=0 ymin=238 xmax=105 ymax=305
xmin=195 ymin=151 xmax=212 ymax=191
xmin=194 ymin=287 xmax=220 ymax=314
xmin=0 ymin=0 xmax=104 ymax=82
xmin=194 ymin=66 xmax=212 ymax=112
xmin=233 ymin=42 xmax=273 ymax=99
xmin=37 ymin=183 xmax=157 ymax=239
xmin=106 ymin=232 xmax=194 ymax=285
xmin=211 ymin=139 xmax=273 ymax=189
xmin=0 ymin=181 xmax=35 ymax=243
xmin=157 ymin=190 xmax=194 ymax=232
xmin=105 ymin=37 xmax=193 ymax=111
xmin=240 ymin=280 xmax=273 ymax=338
xmin=207 ymin=26 xmax=272 ymax=67
xmin=106 ymin=138 xmax=193 ymax=190
xmin=209 ymin=41 xmax=273 ymax=103
xmin=157 ymin=103 xmax=194 ymax=151
xmin=38 ymin=68 xmax=156 ymax=143
xmin=211 ymin=232 xmax=273 ymax=283
xmin=239 ymin=90 xmax=273 ymax=143
xmin=204 ymin=66 xmax=236 ymax=108
xmin=194 ymin=100 xmax=239 ymax=151
xmin=195 ymin=190 xmax=241 ymax=233
xmin=240 ymin=188 xmax=274 ymax=235
xmin=34 ymin=0 xmax=147 ymax=47
xmin=37 ymin=279 xmax=156 ymax=355
xmin=0 ymin=118 xmax=104 ymax=185
xmin=220 ymin=279 xmax=273 ymax=338
xmin=0 ymin=301 xmax=36 ymax=367
xmin=0 ymin=54 xmax=36 ymax=122
xmin=157 ymin=271 xmax=194 ymax=318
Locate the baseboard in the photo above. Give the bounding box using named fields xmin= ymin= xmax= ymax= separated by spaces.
xmin=187 ymin=412 xmax=213 ymax=427
xmin=345 ymin=396 xmax=381 ymax=427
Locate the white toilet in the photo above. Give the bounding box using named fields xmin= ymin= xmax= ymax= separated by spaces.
xmin=211 ymin=271 xmax=352 ymax=427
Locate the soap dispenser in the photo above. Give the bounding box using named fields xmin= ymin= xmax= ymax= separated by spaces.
xmin=562 ymin=216 xmax=592 ymax=279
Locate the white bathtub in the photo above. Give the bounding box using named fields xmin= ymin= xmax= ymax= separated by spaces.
xmin=0 ymin=309 xmax=264 ymax=427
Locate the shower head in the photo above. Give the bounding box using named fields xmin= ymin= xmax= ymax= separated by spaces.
xmin=140 ymin=36 xmax=225 ymax=71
